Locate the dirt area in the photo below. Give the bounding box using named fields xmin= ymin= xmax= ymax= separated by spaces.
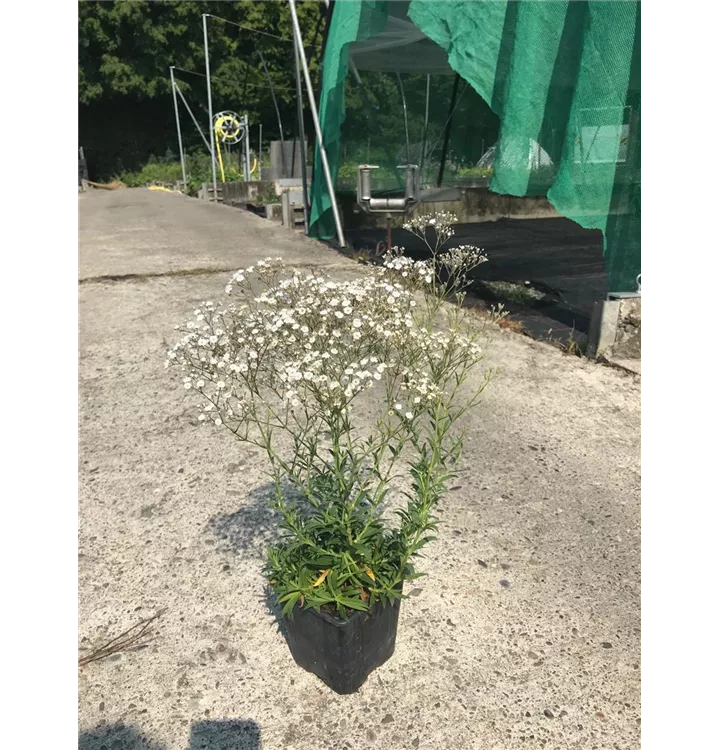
xmin=79 ymin=188 xmax=640 ymax=750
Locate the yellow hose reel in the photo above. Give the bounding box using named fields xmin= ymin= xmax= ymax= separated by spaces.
xmin=213 ymin=111 xmax=257 ymax=182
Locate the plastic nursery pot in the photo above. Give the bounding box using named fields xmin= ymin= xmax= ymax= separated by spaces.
xmin=283 ymin=587 xmax=403 ymax=695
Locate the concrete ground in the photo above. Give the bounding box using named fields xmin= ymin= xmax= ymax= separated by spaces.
xmin=79 ymin=189 xmax=641 ymax=750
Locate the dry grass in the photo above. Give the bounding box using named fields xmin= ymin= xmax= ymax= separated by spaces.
xmin=496 ymin=317 xmax=525 ymax=334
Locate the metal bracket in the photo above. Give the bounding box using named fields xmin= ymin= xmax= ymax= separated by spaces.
xmin=356 ymin=164 xmax=420 ymax=215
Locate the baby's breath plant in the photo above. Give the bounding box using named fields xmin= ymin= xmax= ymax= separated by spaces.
xmin=168 ymin=244 xmax=493 ymax=620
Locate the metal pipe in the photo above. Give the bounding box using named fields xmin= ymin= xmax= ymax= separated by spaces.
xmin=174 ymin=83 xmax=216 ymax=164
xmin=437 ymin=72 xmax=460 ymax=187
xmin=202 ymin=14 xmax=218 ymax=200
xmin=396 ymin=72 xmax=411 ymax=167
xmin=293 ymin=27 xmax=310 ymax=233
xmin=259 ymin=123 xmax=263 ymax=177
xmin=419 ymin=74 xmax=430 ymax=183
xmin=257 ymin=48 xmax=286 ymax=177
xmin=243 ymin=115 xmax=251 ymax=182
xmin=288 ymin=0 xmax=346 ymax=247
xmin=169 ymin=67 xmax=187 ymax=190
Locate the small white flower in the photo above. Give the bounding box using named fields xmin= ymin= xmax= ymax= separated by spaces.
xmin=214 ymin=418 xmax=222 ymax=426
xmin=405 ymin=412 xmax=414 ymax=420
xmin=394 ymin=403 xmax=402 ymax=411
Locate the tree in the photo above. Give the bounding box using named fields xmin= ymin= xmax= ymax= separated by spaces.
xmin=79 ymin=0 xmax=327 ymax=178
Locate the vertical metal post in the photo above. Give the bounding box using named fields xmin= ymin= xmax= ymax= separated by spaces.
xmin=202 ymin=14 xmax=218 ymax=200
xmin=288 ymin=0 xmax=346 ymax=247
xmin=437 ymin=72 xmax=460 ymax=187
xmin=244 ymin=115 xmax=251 ymax=182
xmin=257 ymin=49 xmax=286 ymax=177
xmin=396 ymin=73 xmax=410 ymax=167
xmin=419 ymin=74 xmax=430 ymax=184
xmin=293 ymin=26 xmax=310 ymax=233
xmin=169 ymin=67 xmax=187 ymax=191
xmin=259 ymin=123 xmax=263 ymax=178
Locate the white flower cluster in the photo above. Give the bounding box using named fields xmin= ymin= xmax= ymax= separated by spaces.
xmin=403 ymin=211 xmax=458 ymax=248
xmin=394 ymin=373 xmax=444 ymax=420
xmin=437 ymin=245 xmax=488 ymax=274
xmin=167 ymin=260 xmax=487 ymax=433
xmin=380 ymin=247 xmax=433 ymax=288
xmin=225 ymin=256 xmax=285 ymax=294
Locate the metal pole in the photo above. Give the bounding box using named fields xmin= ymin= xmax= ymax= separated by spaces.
xmin=202 ymin=14 xmax=218 ymax=200
xmin=293 ymin=27 xmax=310 ymax=233
xmin=257 ymin=49 xmax=286 ymax=177
xmin=244 ymin=115 xmax=251 ymax=182
xmin=259 ymin=123 xmax=263 ymax=178
xmin=437 ymin=72 xmax=460 ymax=187
xmin=419 ymin=74 xmax=430 ymax=184
xmin=174 ymin=84 xmax=216 ymax=164
xmin=169 ymin=67 xmax=187 ymax=190
xmin=396 ymin=73 xmax=411 ymax=167
xmin=288 ymin=0 xmax=346 ymax=247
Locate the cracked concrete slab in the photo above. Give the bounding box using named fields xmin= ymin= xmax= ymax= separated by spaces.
xmin=79 ymin=188 xmax=640 ymax=750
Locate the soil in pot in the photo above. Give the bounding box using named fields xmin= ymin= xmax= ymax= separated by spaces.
xmin=283 ymin=594 xmax=402 ymax=694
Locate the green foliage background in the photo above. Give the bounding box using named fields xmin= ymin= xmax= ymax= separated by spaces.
xmin=79 ymin=0 xmax=328 ymax=179
xmin=79 ymin=0 xmax=500 ymax=185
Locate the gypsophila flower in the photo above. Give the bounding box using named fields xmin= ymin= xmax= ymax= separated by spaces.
xmin=167 ymin=253 xmax=495 ymax=620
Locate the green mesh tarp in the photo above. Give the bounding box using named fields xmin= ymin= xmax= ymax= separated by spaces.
xmin=309 ymin=0 xmax=640 ymax=292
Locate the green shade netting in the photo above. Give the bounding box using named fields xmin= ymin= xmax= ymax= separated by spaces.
xmin=309 ymin=0 xmax=640 ymax=292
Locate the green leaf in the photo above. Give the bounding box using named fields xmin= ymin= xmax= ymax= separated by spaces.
xmin=280 ymin=591 xmax=302 ymax=616
xmin=336 ymin=595 xmax=369 ymax=612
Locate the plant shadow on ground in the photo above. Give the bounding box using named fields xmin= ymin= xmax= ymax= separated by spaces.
xmin=263 ymin=582 xmax=290 ymax=643
xmin=78 ymin=720 xmax=261 ymax=750
xmin=206 ymin=481 xmax=284 ymax=560
xmin=207 ymin=481 xmax=304 ymax=641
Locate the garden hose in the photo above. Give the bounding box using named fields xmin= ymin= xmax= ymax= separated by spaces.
xmin=213 ymin=112 xmax=242 ymax=183
xmin=214 ymin=125 xmax=227 ymax=183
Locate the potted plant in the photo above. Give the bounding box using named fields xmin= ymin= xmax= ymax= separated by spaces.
xmin=167 ymin=213 xmax=493 ymax=694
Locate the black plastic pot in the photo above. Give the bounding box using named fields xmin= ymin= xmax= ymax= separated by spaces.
xmin=284 ymin=593 xmax=402 ymax=694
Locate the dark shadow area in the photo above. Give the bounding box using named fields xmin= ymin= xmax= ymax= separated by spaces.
xmin=78 ymin=720 xmax=262 ymax=750
xmin=262 ymin=583 xmax=290 ymax=643
xmin=206 ymin=482 xmax=282 ymax=559
xmin=344 ymin=216 xmax=605 ymax=347
xmin=189 ymin=720 xmax=261 ymax=750
xmin=207 ymin=479 xmax=318 ymax=559
xmin=79 ymin=723 xmax=165 ymax=750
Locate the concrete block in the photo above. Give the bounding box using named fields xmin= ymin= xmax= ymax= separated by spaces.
xmin=610 ymin=298 xmax=641 ymax=359
xmin=586 ymin=299 xmax=621 ymax=359
xmin=265 ymin=203 xmax=283 ymax=223
xmin=220 ymin=181 xmax=272 ymax=205
xmin=270 ymin=140 xmax=307 ymax=179
xmin=287 ymin=189 xmax=303 ymax=204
